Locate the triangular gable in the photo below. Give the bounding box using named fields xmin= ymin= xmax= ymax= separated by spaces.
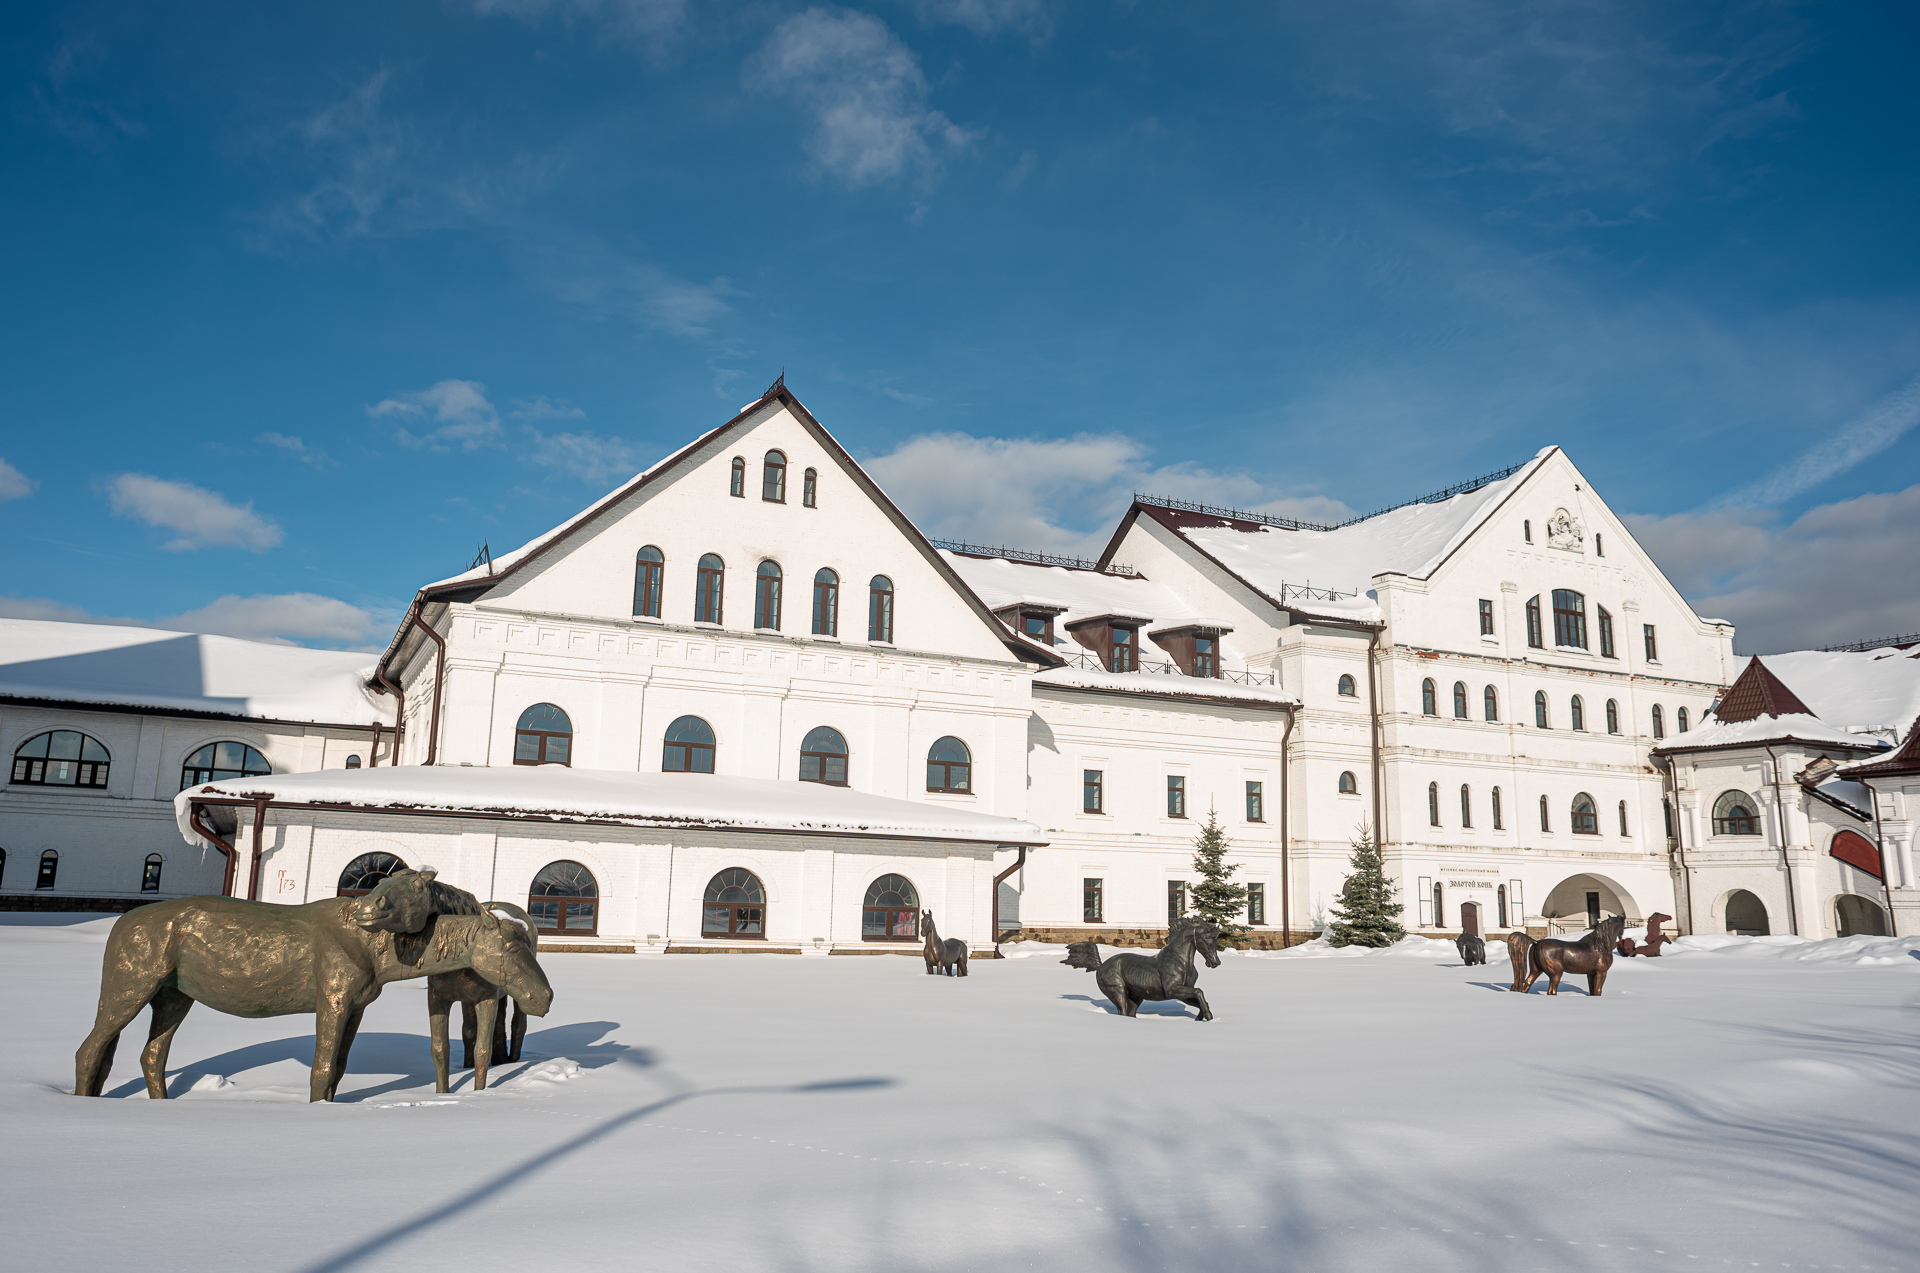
xmin=377 ymin=384 xmax=1061 ymax=677
xmin=1715 ymin=656 xmax=1816 ymax=723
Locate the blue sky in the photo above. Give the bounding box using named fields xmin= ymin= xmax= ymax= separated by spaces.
xmin=3 ymin=0 xmax=1918 ymax=654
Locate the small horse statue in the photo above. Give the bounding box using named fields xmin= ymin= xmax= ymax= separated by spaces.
xmin=1520 ymin=915 xmax=1626 ymax=996
xmin=1504 ymin=931 xmax=1535 ymax=993
xmin=1062 ymin=917 xmax=1222 ymax=1020
xmin=1455 ymin=932 xmax=1487 ymax=965
xmin=921 ymin=910 xmax=968 ymax=977
xmin=1616 ymin=912 xmax=1673 ymax=959
xmin=74 ymin=877 xmax=552 ymax=1102
xmin=427 ymin=902 xmax=539 ymax=1093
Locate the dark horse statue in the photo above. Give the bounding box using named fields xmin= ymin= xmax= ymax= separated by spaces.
xmin=1504 ymin=930 xmax=1535 ymax=993
xmin=921 ymin=910 xmax=968 ymax=977
xmin=74 ymin=869 xmax=552 ymax=1102
xmin=1616 ymin=912 xmax=1674 ymax=959
xmin=1520 ymin=915 xmax=1626 ymax=996
xmin=1455 ymin=932 xmax=1487 ymax=965
xmin=1062 ymin=917 xmax=1222 ymax=1020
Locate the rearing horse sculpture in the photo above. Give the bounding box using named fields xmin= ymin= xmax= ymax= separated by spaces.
xmin=1520 ymin=915 xmax=1626 ymax=997
xmin=1062 ymin=918 xmax=1222 ymax=1020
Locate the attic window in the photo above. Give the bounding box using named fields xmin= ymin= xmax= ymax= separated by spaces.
xmin=1148 ymin=621 xmax=1234 ymax=678
xmin=1110 ymin=626 xmax=1137 ymax=672
xmin=729 ymin=457 xmax=745 ymax=498
xmin=1524 ymin=519 xmax=1532 ymax=544
xmin=802 ymin=467 xmax=818 ymax=508
xmin=763 ymin=451 xmax=787 ymax=502
xmin=1595 ymin=532 xmax=1604 ymax=557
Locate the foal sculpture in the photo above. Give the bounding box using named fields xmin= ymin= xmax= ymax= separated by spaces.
xmin=1519 ymin=915 xmax=1626 ymax=997
xmin=1062 ymin=917 xmax=1222 ymax=1020
xmin=427 ymin=902 xmax=539 ymax=1093
xmin=1455 ymin=932 xmax=1487 ymax=965
xmin=74 ymin=885 xmax=553 ymax=1102
xmin=921 ymin=910 xmax=968 ymax=977
xmin=1504 ymin=931 xmax=1535 ymax=993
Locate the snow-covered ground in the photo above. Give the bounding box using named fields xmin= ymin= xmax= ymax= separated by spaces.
xmin=7 ymin=916 xmax=1920 ymax=1272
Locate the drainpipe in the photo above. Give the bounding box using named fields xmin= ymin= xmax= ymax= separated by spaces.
xmin=1367 ymin=625 xmax=1385 ymax=850
xmin=374 ymin=668 xmax=405 ymax=767
xmin=990 ymin=845 xmax=1029 ymax=957
xmin=366 ymin=721 xmax=382 ymax=769
xmin=410 ymin=611 xmax=448 ymax=767
xmin=1861 ymin=777 xmax=1899 ymax=937
xmin=1279 ymin=705 xmax=1295 ymax=948
xmin=247 ymin=796 xmax=272 ymax=902
xmin=1763 ymin=744 xmax=1800 ymax=936
xmin=1657 ymin=753 xmax=1695 ymax=936
xmin=190 ymin=802 xmax=239 ymax=897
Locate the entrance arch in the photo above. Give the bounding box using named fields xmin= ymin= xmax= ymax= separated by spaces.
xmin=1834 ymin=893 xmax=1887 ymax=937
xmin=1723 ymin=889 xmax=1770 ymax=936
xmin=1539 ymin=873 xmax=1638 ymax=930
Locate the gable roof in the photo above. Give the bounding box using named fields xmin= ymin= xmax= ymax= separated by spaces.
xmin=1714 ymin=656 xmax=1814 ymax=722
xmin=376 ymin=384 xmax=1062 ymax=678
xmin=1657 ymin=646 xmax=1920 ymax=755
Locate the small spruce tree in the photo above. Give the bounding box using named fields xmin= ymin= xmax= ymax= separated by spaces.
xmin=1188 ymin=807 xmax=1250 ymax=941
xmin=1326 ymin=823 xmax=1406 ymax=948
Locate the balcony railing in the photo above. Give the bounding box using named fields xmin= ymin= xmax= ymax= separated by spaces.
xmin=1055 ymin=648 xmax=1276 ymax=686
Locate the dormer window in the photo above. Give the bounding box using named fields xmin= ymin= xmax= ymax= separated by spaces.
xmin=1194 ymin=637 xmax=1216 ymax=678
xmin=994 ymin=603 xmax=1068 ymax=647
xmin=1064 ymin=612 xmax=1154 ymax=673
xmin=1148 ymin=621 xmax=1234 ymax=677
xmin=1110 ymin=626 xmax=1136 ymax=671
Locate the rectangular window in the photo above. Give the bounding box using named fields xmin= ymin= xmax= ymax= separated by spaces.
xmin=1644 ymin=624 xmax=1658 ymax=662
xmin=1167 ymin=775 xmax=1186 ymax=818
xmin=1245 ymin=780 xmax=1263 ymax=822
xmin=1417 ymin=875 xmax=1433 ymax=927
xmin=1598 ymin=606 xmax=1615 ymax=658
xmin=1167 ymin=880 xmax=1187 ymax=923
xmin=868 ymin=584 xmax=894 ymax=643
xmin=634 ymin=559 xmax=663 ymax=619
xmin=1478 ymin=599 xmax=1495 ymax=636
xmin=695 ymin=564 xmax=724 ymax=624
xmin=1194 ymin=637 xmax=1216 ymax=678
xmin=1083 ymin=769 xmax=1104 ymax=813
xmin=1110 ymin=627 xmax=1136 ymax=672
xmin=1551 ymin=589 xmax=1588 ymax=648
xmin=1247 ymin=881 xmax=1265 ymax=925
xmin=1525 ymin=596 xmax=1543 ymax=648
xmin=1083 ymin=878 xmax=1104 ymax=923
xmin=1022 ymin=613 xmax=1050 ymax=643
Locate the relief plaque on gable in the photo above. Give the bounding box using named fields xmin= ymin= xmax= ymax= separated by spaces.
xmin=1546 ymin=507 xmax=1585 ymax=552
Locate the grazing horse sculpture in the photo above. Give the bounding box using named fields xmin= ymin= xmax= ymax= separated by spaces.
xmin=427 ymin=902 xmax=539 ymax=1093
xmin=1455 ymin=932 xmax=1487 ymax=965
xmin=1505 ymin=931 xmax=1535 ymax=993
xmin=74 ymin=881 xmax=553 ymax=1103
xmin=1520 ymin=915 xmax=1626 ymax=997
xmin=1061 ymin=918 xmax=1222 ymax=1020
xmin=921 ymin=910 xmax=968 ymax=977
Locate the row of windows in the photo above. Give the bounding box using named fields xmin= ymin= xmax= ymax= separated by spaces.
xmin=0 ymin=848 xmax=164 ymax=893
xmin=10 ymin=732 xmax=283 ymax=794
xmin=635 ymin=548 xmax=896 ymax=642
xmin=1422 ymin=784 xmax=1630 ymax=836
xmin=1408 ymin=679 xmax=1694 ymax=736
xmin=1081 ymin=877 xmax=1268 ymax=925
xmin=730 ymin=450 xmax=817 ymax=507
xmin=1082 ymin=773 xmax=1266 ymax=821
xmin=1502 ymin=590 xmax=1656 ymax=661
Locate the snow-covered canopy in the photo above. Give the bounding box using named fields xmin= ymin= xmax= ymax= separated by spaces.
xmin=174 ymin=765 xmax=1047 ymax=846
xmin=0 ymin=617 xmax=384 ymax=725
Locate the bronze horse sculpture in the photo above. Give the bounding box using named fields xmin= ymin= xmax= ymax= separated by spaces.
xmin=1455 ymin=932 xmax=1487 ymax=965
xmin=921 ymin=910 xmax=968 ymax=977
xmin=1520 ymin=915 xmax=1626 ymax=996
xmin=74 ymin=869 xmax=553 ymax=1102
xmin=1504 ymin=931 xmax=1535 ymax=993
xmin=1616 ymin=912 xmax=1674 ymax=959
xmin=1062 ymin=917 xmax=1222 ymax=1020
xmin=426 ymin=901 xmax=538 ymax=1093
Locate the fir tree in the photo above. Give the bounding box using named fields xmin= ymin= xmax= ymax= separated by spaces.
xmin=1326 ymin=823 xmax=1406 ymax=948
xmin=1188 ymin=807 xmax=1250 ymax=940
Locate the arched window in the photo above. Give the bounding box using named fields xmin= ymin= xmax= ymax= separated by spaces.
xmin=1453 ymin=681 xmax=1468 ymax=719
xmin=812 ymin=568 xmax=839 ymax=636
xmin=345 ymin=754 xmax=362 ymax=769
xmin=141 ymin=854 xmax=163 ymax=893
xmin=1570 ymin=695 xmax=1585 ymax=732
xmin=703 ymin=868 xmax=765 ymax=938
xmin=1491 ymin=786 xmax=1503 ymax=829
xmin=1677 ymin=706 xmax=1690 ymax=732
xmin=37 ymin=849 xmax=58 ymax=890
xmin=927 ymin=736 xmax=971 ymax=793
xmin=799 ymin=726 xmax=848 ymax=785
xmin=1497 ymin=883 xmax=1509 ymax=928
xmin=1552 ymin=589 xmax=1588 ymax=648
xmin=1431 ymin=881 xmax=1443 ymax=927
xmin=862 ymin=873 xmax=919 ymax=941
xmin=1421 ymin=678 xmax=1437 ymax=716
xmin=1539 ymin=794 xmax=1550 ymax=832
xmin=1428 ymin=781 xmax=1440 ymax=826
xmin=754 ymin=560 xmax=784 ymax=630
xmin=12 ymin=730 xmax=110 ymax=788
xmin=514 ymin=704 xmax=573 ymax=766
xmin=802 ymin=467 xmax=818 ymax=508
xmin=762 ymin=450 xmax=787 ymax=502
xmin=1338 ymin=770 xmax=1358 ymax=794
xmin=1460 ymin=784 xmax=1472 ymax=827
xmin=1712 ymin=790 xmax=1759 ymax=836
xmin=696 ymin=554 xmax=725 ymax=624
xmin=634 ymin=545 xmax=664 ymax=618
xmin=1618 ymin=800 xmax=1629 ymax=836
xmin=1571 ymin=792 xmax=1598 ymax=835
xmin=337 ymin=851 xmax=407 ymax=897
xmin=1525 ymin=595 xmax=1544 ymax=647
xmin=1534 ymin=691 xmax=1549 ymax=728
xmin=1524 ymin=519 xmax=1532 ymax=543
xmin=180 ymin=741 xmax=270 ymax=791
xmin=1338 ymin=674 xmax=1357 ymax=697
xmin=663 ymin=716 xmax=716 ymax=773
xmin=1595 ymin=532 xmax=1604 ymax=557
xmin=1484 ymin=686 xmax=1498 ymax=721
xmin=529 ymin=860 xmax=598 ymax=935
xmin=729 ymin=456 xmax=745 ymax=497
xmin=1605 ymin=698 xmax=1619 ymax=734
xmin=868 ymin=575 xmax=894 ymax=643
xmin=1651 ymin=704 xmax=1665 ymax=739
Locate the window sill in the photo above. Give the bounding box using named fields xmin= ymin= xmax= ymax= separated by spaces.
xmin=692 ymin=622 xmax=725 ymax=631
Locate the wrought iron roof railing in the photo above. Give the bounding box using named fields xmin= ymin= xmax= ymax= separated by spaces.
xmin=933 ymin=540 xmax=1137 ymax=577
xmin=1817 ymin=632 xmax=1920 ymax=653
xmin=1132 ymin=456 xmax=1529 ymax=534
xmin=1055 ymin=648 xmax=1276 ymax=686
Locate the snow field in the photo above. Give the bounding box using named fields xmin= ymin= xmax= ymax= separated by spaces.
xmin=4 ymin=915 xmax=1919 ymax=1272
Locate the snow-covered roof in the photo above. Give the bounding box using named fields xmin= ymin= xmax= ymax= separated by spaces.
xmin=0 ymin=618 xmax=384 ymax=726
xmin=939 ymin=551 xmax=1209 ymax=639
xmin=1659 ymin=647 xmax=1920 ymax=754
xmin=173 ymin=765 xmax=1047 ymax=846
xmin=1033 ymin=665 xmax=1298 ymax=708
xmin=1659 ymin=712 xmax=1871 ymax=753
xmin=1809 ymin=778 xmax=1874 ymax=821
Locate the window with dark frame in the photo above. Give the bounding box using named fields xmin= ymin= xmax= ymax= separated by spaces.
xmin=1525 ymin=595 xmax=1544 ymax=648
xmin=1498 ymin=884 xmax=1509 ymax=928
xmin=1166 ymin=775 xmax=1186 ymax=818
xmin=1194 ymin=636 xmax=1217 ymax=678
xmin=1596 ymin=532 xmax=1604 ymax=556
xmin=1167 ymin=880 xmax=1187 ymax=923
xmin=1484 ymin=685 xmax=1499 ymax=721
xmin=1618 ymin=800 xmax=1629 ymax=836
xmin=1432 ymin=881 xmax=1443 ymax=926
xmin=1428 ymin=781 xmax=1440 ymax=826
xmin=1571 ymin=695 xmax=1585 ymax=731
xmin=1460 ymin=784 xmax=1472 ymax=827
xmin=1644 ymin=623 xmax=1659 ymax=662
xmin=1083 ymin=769 xmax=1104 ymax=813
xmin=345 ymin=754 xmax=362 ymax=769
xmin=663 ymin=715 xmax=717 ymax=773
xmin=1084 ymin=878 xmax=1103 ymax=923
xmin=11 ymin=730 xmax=110 ymax=789
xmin=1652 ymin=704 xmax=1665 ymax=739
xmin=868 ymin=576 xmax=894 ymax=643
xmin=1552 ymin=589 xmax=1588 ymax=648
xmin=1479 ymin=599 xmax=1495 ymax=636
xmin=812 ymin=568 xmax=838 ymax=636
xmin=1110 ymin=626 xmax=1137 ymax=672
xmin=1677 ymin=707 xmax=1690 ymax=732
xmin=1571 ymin=792 xmax=1599 ymax=835
xmin=1598 ymin=606 xmax=1615 ymax=658
xmin=337 ymin=851 xmax=407 ymax=897
xmin=862 ymin=874 xmax=919 ymax=940
xmin=802 ymin=467 xmax=818 ymax=508
xmin=762 ymin=450 xmax=787 ymax=502
xmin=513 ymin=703 xmax=573 ymax=766
xmin=1534 ymin=691 xmax=1549 ymax=728
xmin=1246 ymin=881 xmax=1265 ymax=925
xmin=1421 ymin=677 xmax=1437 ymax=715
xmin=1713 ymin=790 xmax=1759 ymax=836
xmin=1539 ymin=794 xmax=1550 ymax=832
xmin=1491 ymin=786 xmax=1504 ymax=829
xmin=1022 ymin=613 xmax=1051 ymax=643
xmin=37 ymin=850 xmax=59 ymax=889
xmin=926 ymin=736 xmax=971 ymax=792
xmin=634 ymin=546 xmax=664 ymax=618
xmin=1453 ymin=681 xmax=1468 ymax=719
xmin=1338 ymin=674 xmax=1357 ymax=696
xmin=1339 ymin=770 xmax=1358 ymax=794
xmin=141 ymin=854 xmax=162 ymax=893
xmin=180 ymin=741 xmax=270 ymax=791
xmin=798 ymin=726 xmax=849 ymax=785
xmin=729 ymin=456 xmax=745 ymax=497
xmin=1524 ymin=519 xmax=1532 ymax=543
xmin=695 ymin=554 xmax=725 ymax=624
xmin=1606 ymin=698 xmax=1620 ymax=734
xmin=1245 ymin=780 xmax=1263 ymax=821
xmin=702 ymin=867 xmax=764 ymax=938
xmin=754 ymin=560 xmax=783 ymax=630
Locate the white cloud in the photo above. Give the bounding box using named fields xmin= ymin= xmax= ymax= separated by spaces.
xmin=1627 ymin=484 xmax=1920 ymax=655
xmin=529 ymin=430 xmax=644 ymax=486
xmin=899 ymin=0 xmax=1054 ymax=37
xmin=748 ymin=8 xmax=978 ymax=190
xmin=1705 ymin=372 xmax=1920 ymax=510
xmin=864 ymin=430 xmax=1351 ymax=559
xmin=257 ymin=432 xmax=337 ymax=469
xmin=0 ymin=457 xmax=34 ymax=501
xmin=103 ymin=474 xmax=283 ymax=552
xmin=0 ymin=592 xmax=382 ymax=650
xmin=372 ymin=379 xmax=506 ymax=450
xmin=524 ymin=240 xmax=739 ymax=341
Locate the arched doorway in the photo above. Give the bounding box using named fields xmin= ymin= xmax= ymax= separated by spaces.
xmin=1725 ymin=889 xmax=1770 ymax=936
xmin=1540 ymin=873 xmax=1638 ymax=931
xmin=338 ymin=851 xmax=407 ymax=897
xmin=862 ymin=874 xmax=919 ymax=941
xmin=1835 ymin=894 xmax=1887 ymax=937
xmin=703 ymin=869 xmax=765 ymax=939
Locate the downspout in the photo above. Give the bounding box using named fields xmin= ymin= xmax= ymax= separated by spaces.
xmin=1861 ymin=777 xmax=1899 ymax=937
xmin=247 ymin=796 xmax=271 ymax=902
xmin=990 ymin=845 xmax=1029 ymax=957
xmin=190 ymin=802 xmax=239 ymax=898
xmin=1657 ymin=753 xmax=1695 ymax=936
xmin=366 ymin=721 xmax=382 ymax=769
xmin=374 ymin=668 xmax=405 ymax=767
xmin=410 ymin=610 xmax=448 ymax=767
xmin=1279 ymin=705 xmax=1294 ymax=948
xmin=1763 ymin=744 xmax=1800 ymax=936
xmin=1367 ymin=625 xmax=1385 ymax=849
